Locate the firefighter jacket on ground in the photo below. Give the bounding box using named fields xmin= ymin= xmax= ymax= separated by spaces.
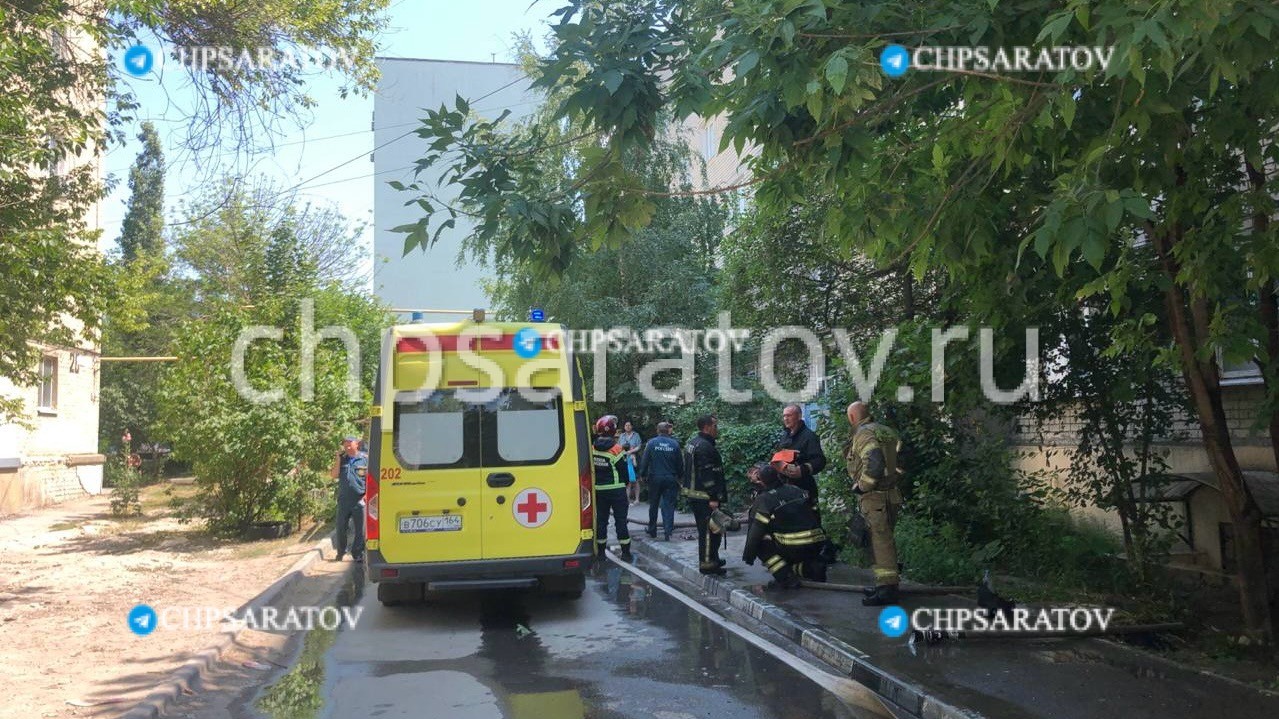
xmin=682 ymin=432 xmax=726 ymax=503
xmin=593 ymin=436 xmax=629 ymax=491
xmin=742 ymin=483 xmax=827 ymax=566
xmin=774 ymin=422 xmax=827 ymax=506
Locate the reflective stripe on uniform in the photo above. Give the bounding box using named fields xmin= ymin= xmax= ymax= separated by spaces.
xmin=772 ymin=528 xmax=827 ymax=546
xmin=753 ymin=512 xmax=770 ymax=524
xmin=592 ymin=449 xmax=626 ymax=490
xmin=874 ymin=567 xmax=900 ymax=582
xmin=764 ymin=555 xmax=787 ymax=572
xmin=681 ymin=488 xmax=710 ymax=499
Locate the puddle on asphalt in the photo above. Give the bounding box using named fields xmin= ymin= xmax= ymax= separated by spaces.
xmin=255 ymin=560 xmax=871 ymax=719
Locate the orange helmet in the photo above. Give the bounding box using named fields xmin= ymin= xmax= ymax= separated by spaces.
xmin=594 ymin=415 xmax=618 ymax=436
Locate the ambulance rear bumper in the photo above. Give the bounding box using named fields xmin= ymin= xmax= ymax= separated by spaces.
xmin=365 ymin=540 xmax=595 ymax=587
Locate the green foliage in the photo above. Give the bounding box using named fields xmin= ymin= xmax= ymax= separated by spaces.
xmin=1029 ymin=292 xmax=1188 ymax=575
xmin=118 ymin=122 xmax=165 ymax=262
xmin=159 ymin=290 xmax=385 ymax=534
xmin=0 ymin=2 xmax=112 ymax=423
xmin=1 ymin=1 xmax=388 ymax=423
xmin=156 ymin=190 xmax=389 ymax=534
xmin=720 ymin=197 xmax=943 ymax=339
xmin=895 ymin=516 xmax=981 ymax=585
xmin=100 ymin=127 xmax=185 ymax=452
xmin=256 ymin=621 xmax=337 ymax=719
xmin=110 ymin=0 xmax=389 ymax=151
xmin=107 ymin=439 xmax=143 ymax=517
xmin=400 ymin=0 xmax=1279 ymax=635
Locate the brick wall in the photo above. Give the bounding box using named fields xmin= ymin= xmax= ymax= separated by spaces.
xmin=1013 ymin=382 xmax=1272 ymax=457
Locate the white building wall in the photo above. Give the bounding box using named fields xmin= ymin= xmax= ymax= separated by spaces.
xmin=372 ymin=58 xmax=541 ymax=313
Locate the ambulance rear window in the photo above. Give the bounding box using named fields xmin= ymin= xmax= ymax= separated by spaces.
xmin=391 ymin=388 xmax=563 ymax=469
xmin=490 ymin=389 xmax=564 ymax=465
xmin=393 ymin=391 xmax=477 ymax=468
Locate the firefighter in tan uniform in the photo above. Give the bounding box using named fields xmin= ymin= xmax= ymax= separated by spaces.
xmin=846 ymin=402 xmax=904 ymax=606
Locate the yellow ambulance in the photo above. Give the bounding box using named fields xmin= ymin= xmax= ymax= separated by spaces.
xmin=364 ymin=315 xmax=595 ymax=605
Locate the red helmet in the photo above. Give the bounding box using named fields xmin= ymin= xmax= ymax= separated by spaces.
xmin=594 ymin=415 xmax=618 ymax=436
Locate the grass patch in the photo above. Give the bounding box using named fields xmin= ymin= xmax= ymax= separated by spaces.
xmin=48 ymin=520 xmax=82 ymax=532
xmin=257 ymin=625 xmax=338 ymax=719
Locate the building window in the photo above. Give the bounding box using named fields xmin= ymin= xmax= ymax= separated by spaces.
xmin=703 ymin=124 xmax=719 ymax=160
xmin=38 ymin=355 xmax=58 ymax=411
xmin=1218 ymin=349 xmax=1262 ymax=386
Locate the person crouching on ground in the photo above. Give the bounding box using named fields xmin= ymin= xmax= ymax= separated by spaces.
xmin=742 ymin=464 xmax=828 ymax=589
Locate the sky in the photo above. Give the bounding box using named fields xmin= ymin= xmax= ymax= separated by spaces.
xmin=99 ymin=0 xmax=552 ymax=257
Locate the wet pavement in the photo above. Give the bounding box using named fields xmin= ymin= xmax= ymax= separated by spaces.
xmin=645 ymin=528 xmax=1279 ymax=719
xmin=250 ymin=561 xmax=880 ymax=719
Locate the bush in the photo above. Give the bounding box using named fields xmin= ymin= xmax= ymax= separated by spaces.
xmin=107 ymin=447 xmax=143 ymax=517
xmin=895 ymin=514 xmax=982 ymax=585
xmin=157 ymin=290 xmax=386 ymax=535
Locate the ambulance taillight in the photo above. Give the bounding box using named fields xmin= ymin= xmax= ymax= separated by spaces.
xmin=365 ymin=471 xmax=380 ymax=541
xmin=579 ymin=468 xmax=592 ymax=530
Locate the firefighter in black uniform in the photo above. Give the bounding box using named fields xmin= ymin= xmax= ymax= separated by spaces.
xmin=742 ymin=464 xmax=828 ymax=589
xmin=773 ymin=403 xmax=827 ymax=510
xmin=774 ymin=403 xmax=838 ymax=562
xmin=592 ymin=415 xmax=633 ymax=562
xmin=683 ymin=414 xmax=727 ymax=575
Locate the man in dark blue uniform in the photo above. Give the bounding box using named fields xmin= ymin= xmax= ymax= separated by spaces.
xmin=639 ymin=421 xmax=683 ymax=541
xmin=331 ymin=435 xmax=367 ymax=562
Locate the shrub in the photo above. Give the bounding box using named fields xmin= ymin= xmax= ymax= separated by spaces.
xmin=158 ymin=290 xmax=386 ymax=535
xmin=107 ymin=450 xmax=143 ymax=517
xmin=895 ymin=514 xmax=982 ymax=585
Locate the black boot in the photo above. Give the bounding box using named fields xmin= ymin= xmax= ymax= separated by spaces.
xmin=802 ymin=560 xmax=827 ymax=583
xmin=766 ymin=572 xmax=802 ymax=590
xmin=862 ymin=584 xmax=900 ymax=607
xmin=699 ymin=562 xmax=726 ymax=575
xmin=620 ymin=545 xmax=634 ymax=563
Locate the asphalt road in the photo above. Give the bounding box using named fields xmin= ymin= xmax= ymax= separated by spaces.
xmin=249 ymin=560 xmax=879 ymax=719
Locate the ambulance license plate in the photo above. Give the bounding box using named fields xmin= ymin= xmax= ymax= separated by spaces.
xmin=399 ymin=515 xmax=462 ymax=533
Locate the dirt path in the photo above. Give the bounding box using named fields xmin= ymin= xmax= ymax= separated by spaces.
xmin=0 ymin=484 xmax=347 ymax=719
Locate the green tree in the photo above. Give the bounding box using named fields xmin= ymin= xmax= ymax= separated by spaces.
xmin=399 ymin=0 xmax=1279 ymax=641
xmin=173 ymin=178 xmax=367 ymax=305
xmin=157 ymin=192 xmax=387 ymax=533
xmin=0 ymin=3 xmax=112 ymax=423
xmin=100 ymin=120 xmax=179 ymax=459
xmin=118 ymin=121 xmax=165 ymax=262
xmin=0 ymin=0 xmax=388 ymax=422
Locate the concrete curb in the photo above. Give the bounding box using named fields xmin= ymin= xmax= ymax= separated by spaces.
xmin=632 ymin=540 xmax=982 ymax=719
xmin=119 ymin=532 xmax=336 ymax=719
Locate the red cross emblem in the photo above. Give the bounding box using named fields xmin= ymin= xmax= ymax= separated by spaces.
xmin=513 ymin=488 xmax=552 ymax=528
